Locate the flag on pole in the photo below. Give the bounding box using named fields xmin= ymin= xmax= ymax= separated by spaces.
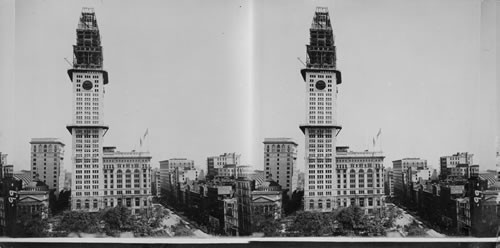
xmin=373 ymin=137 xmax=376 ymax=147
xmin=140 ymin=138 xmax=143 ymax=147
xmin=376 ymin=128 xmax=382 ymax=139
xmin=143 ymin=128 xmax=149 ymax=139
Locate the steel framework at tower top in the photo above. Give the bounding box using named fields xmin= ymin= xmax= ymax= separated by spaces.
xmin=306 ymin=7 xmax=337 ymax=69
xmin=73 ymin=8 xmax=103 ymax=70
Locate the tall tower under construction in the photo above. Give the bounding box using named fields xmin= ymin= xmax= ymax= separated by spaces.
xmin=67 ymin=8 xmax=109 ymax=211
xmin=300 ymin=7 xmax=342 ymax=212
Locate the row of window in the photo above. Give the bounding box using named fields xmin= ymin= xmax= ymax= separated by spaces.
xmin=75 ymin=74 xmax=99 ymax=79
xmin=309 ymin=106 xmax=333 ymax=111
xmin=307 ymin=197 xmax=381 ymax=209
xmin=307 ymin=190 xmax=383 ymax=197
xmin=309 ymin=74 xmax=333 ymax=79
xmin=75 ymin=191 xmax=99 ymax=196
xmin=76 ymin=102 xmax=99 ymax=106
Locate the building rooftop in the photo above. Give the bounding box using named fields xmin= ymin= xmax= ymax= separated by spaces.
xmin=263 ymin=138 xmax=298 ymax=145
xmin=30 ymin=138 xmax=65 ymax=145
xmin=103 ymin=149 xmax=151 ymax=159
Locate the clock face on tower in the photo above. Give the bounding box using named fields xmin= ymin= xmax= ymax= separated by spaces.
xmin=82 ymin=80 xmax=93 ymax=90
xmin=315 ymin=80 xmax=326 ymax=90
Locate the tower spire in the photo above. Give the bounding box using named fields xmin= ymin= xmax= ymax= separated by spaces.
xmin=73 ymin=8 xmax=103 ymax=70
xmin=306 ymin=7 xmax=336 ymax=69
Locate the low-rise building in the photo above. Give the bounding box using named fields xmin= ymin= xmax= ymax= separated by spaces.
xmin=335 ymin=147 xmax=385 ymax=214
xmin=101 ymin=147 xmax=152 ymax=214
xmin=235 ymin=177 xmax=282 ymax=236
xmin=223 ymin=198 xmax=238 ymax=236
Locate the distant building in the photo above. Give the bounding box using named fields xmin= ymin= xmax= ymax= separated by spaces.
xmin=392 ymin=158 xmax=427 ymax=202
xmin=159 ymin=158 xmax=194 ymax=172
xmin=449 ymin=164 xmax=479 ymax=180
xmin=440 ymin=152 xmax=473 ymax=179
xmin=151 ymin=168 xmax=161 ymax=197
xmin=64 ymin=170 xmax=71 ymax=190
xmin=159 ymin=158 xmax=194 ymax=199
xmin=217 ymin=164 xmax=236 ymax=178
xmin=0 ymin=153 xmax=6 ymax=178
xmin=236 ymin=165 xmax=254 ymax=179
xmin=29 ymin=138 xmax=65 ymax=193
xmin=384 ymin=168 xmax=394 ymax=196
xmin=263 ymin=138 xmax=298 ymax=197
xmin=207 ymin=153 xmax=240 ymax=178
xmin=101 ymin=147 xmax=152 ymax=214
xmin=3 ymin=165 xmax=13 ymax=179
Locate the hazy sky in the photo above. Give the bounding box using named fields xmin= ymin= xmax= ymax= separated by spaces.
xmin=0 ymin=0 xmax=497 ymax=173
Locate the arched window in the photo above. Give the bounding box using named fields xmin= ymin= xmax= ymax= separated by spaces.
xmin=84 ymin=199 xmax=90 ymax=209
xmin=309 ymin=199 xmax=314 ymax=209
xmin=93 ymin=199 xmax=98 ymax=209
xmin=33 ymin=146 xmax=36 ymax=152
xmin=104 ymin=198 xmax=108 ymax=207
xmin=76 ymin=199 xmax=81 ymax=209
xmin=326 ymin=199 xmax=331 ymax=208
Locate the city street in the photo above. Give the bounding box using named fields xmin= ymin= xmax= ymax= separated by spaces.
xmin=157 ymin=204 xmax=211 ymax=238
xmin=391 ymin=204 xmax=446 ymax=238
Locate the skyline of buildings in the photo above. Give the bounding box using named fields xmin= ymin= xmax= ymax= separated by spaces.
xmin=0 ymin=3 xmax=497 ymax=238
xmin=2 ymin=1 xmax=497 ymax=177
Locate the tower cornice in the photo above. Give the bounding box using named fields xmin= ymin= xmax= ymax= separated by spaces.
xmin=300 ymin=68 xmax=341 ymax=84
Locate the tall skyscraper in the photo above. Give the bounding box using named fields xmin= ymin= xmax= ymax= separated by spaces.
xmin=300 ymin=7 xmax=342 ymax=212
xmin=67 ymin=8 xmax=109 ymax=211
xmin=29 ymin=138 xmax=65 ymax=193
xmin=263 ymin=138 xmax=298 ymax=197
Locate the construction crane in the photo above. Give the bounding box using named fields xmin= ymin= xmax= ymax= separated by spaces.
xmin=64 ymin=57 xmax=73 ymax=67
xmin=297 ymin=57 xmax=306 ymax=67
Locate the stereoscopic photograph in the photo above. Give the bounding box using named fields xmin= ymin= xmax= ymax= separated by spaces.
xmin=0 ymin=0 xmax=498 ymax=246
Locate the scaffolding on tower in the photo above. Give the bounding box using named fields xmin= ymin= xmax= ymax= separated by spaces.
xmin=306 ymin=7 xmax=337 ymax=70
xmin=73 ymin=8 xmax=103 ymax=70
